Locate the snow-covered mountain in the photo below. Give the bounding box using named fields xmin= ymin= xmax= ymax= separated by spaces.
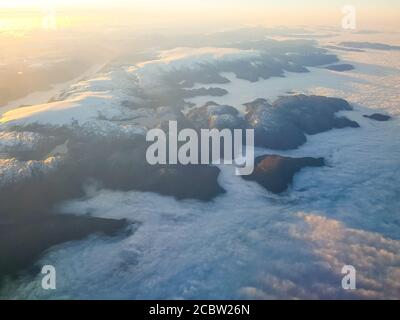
xmin=1 ymin=27 xmax=400 ymax=299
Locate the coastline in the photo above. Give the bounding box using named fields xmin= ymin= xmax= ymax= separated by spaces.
xmin=0 ymin=63 xmax=106 ymax=117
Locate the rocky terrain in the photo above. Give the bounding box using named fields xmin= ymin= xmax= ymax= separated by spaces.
xmin=244 ymin=95 xmax=359 ymax=149
xmin=243 ymin=155 xmax=325 ymax=193
xmin=324 ymin=64 xmax=355 ymax=72
xmin=0 ymin=38 xmax=383 ymax=293
xmin=0 ymin=215 xmax=128 ymax=282
xmin=0 ymin=92 xmax=361 ymax=281
xmin=363 ymin=113 xmax=391 ymax=121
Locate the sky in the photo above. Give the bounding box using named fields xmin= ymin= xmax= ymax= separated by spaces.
xmin=0 ymin=0 xmax=399 ymax=10
xmin=0 ymin=0 xmax=399 ymax=32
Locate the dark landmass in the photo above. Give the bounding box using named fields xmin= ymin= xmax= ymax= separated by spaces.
xmin=182 ymin=87 xmax=228 ymax=98
xmin=142 ymin=164 xmax=225 ymax=200
xmin=0 ymin=29 xmax=356 ymax=290
xmin=0 ymin=135 xmax=224 ymax=285
xmin=0 ymin=58 xmax=94 ymax=107
xmin=324 ymin=64 xmax=355 ymax=72
xmin=187 ymin=102 xmax=246 ymax=130
xmin=0 ymin=135 xmax=225 ymax=222
xmin=339 ymin=41 xmax=400 ymax=51
xmin=0 ymin=215 xmax=128 ymax=281
xmin=0 ymin=94 xmax=360 ymax=285
xmin=164 ymin=66 xmax=230 ymax=89
xmin=186 ymin=95 xmax=360 ymax=151
xmin=244 ymin=95 xmax=360 ymax=150
xmin=324 ymin=45 xmax=365 ymax=52
xmin=1 ymin=95 xmax=360 ymax=212
xmin=243 ymin=154 xmax=325 ymax=193
xmin=363 ymin=113 xmax=391 ymax=121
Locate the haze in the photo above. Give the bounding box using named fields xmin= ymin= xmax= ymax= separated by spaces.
xmin=0 ymin=0 xmax=399 ymax=32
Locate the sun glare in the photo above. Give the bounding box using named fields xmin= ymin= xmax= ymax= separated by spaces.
xmin=0 ymin=1 xmax=93 ymax=34
xmin=0 ymin=1 xmax=399 ymax=35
